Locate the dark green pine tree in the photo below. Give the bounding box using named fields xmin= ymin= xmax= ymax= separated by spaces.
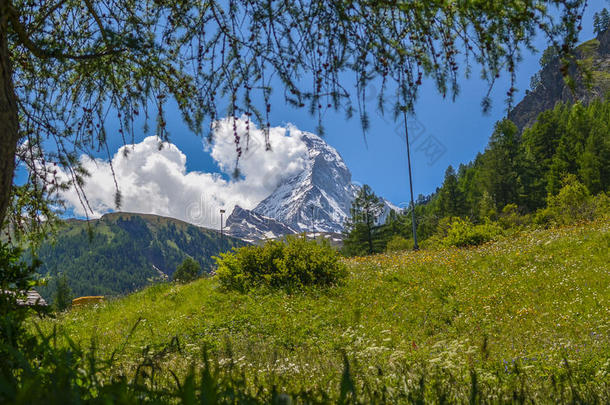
xmin=437 ymin=165 xmax=466 ymax=218
xmin=53 ymin=273 xmax=72 ymax=312
xmin=578 ymin=101 xmax=610 ymax=195
xmin=378 ymin=210 xmax=410 ymax=248
xmin=520 ymin=106 xmax=569 ymax=210
xmin=173 ymin=257 xmax=201 ymax=284
xmin=343 ymin=185 xmax=385 ymax=256
xmin=480 ymin=119 xmax=522 ymax=210
xmin=593 ymin=8 xmax=610 ymax=35
xmin=580 ymin=135 xmax=603 ymax=194
xmin=546 ymin=104 xmax=590 ymax=196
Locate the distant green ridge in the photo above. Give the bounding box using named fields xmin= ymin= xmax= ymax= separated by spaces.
xmin=37 ymin=212 xmax=247 ymax=301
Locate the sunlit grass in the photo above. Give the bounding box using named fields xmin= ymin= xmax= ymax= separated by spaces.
xmin=36 ymin=220 xmax=610 ymax=401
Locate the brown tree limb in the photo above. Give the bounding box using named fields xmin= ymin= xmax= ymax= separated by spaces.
xmin=83 ymin=0 xmax=109 ymax=40
xmin=7 ymin=4 xmax=123 ymax=60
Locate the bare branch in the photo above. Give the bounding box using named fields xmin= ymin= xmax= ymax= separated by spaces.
xmin=8 ymin=4 xmax=123 ymax=60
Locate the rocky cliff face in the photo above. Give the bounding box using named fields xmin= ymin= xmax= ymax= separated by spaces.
xmin=508 ymin=30 xmax=610 ymax=131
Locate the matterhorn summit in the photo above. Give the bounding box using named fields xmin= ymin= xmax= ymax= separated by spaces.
xmin=225 ymin=129 xmax=397 ymax=241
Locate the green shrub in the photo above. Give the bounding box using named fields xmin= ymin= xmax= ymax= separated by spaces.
xmin=443 ymin=218 xmax=502 ymax=247
xmin=214 ymin=236 xmax=347 ymax=292
xmin=498 ymin=204 xmax=531 ymax=229
xmin=592 ymin=192 xmax=610 ymax=219
xmin=535 ymin=175 xmax=596 ymax=225
xmin=52 ymin=273 xmax=72 ymax=312
xmin=385 ymin=235 xmax=412 ymax=252
xmin=173 ymin=257 xmax=201 ymax=283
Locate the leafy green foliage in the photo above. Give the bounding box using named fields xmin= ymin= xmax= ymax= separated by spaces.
xmin=173 ymin=257 xmax=201 ymax=284
xmin=52 ymin=274 xmax=72 ymax=312
xmin=442 ymin=218 xmax=503 ymax=247
xmin=437 ymin=166 xmax=467 ymax=218
xmin=535 ymin=175 xmax=608 ymax=225
xmin=498 ymin=203 xmax=531 ymax=229
xmin=0 ymin=243 xmax=43 ymax=398
xmin=343 ymin=185 xmax=385 ymax=256
xmin=385 ymin=235 xmax=412 ymax=252
xmin=215 ymin=236 xmax=347 ymax=292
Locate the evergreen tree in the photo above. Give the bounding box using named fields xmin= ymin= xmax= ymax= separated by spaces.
xmin=478 ymin=191 xmax=497 ymax=221
xmin=378 ymin=210 xmax=410 ymax=249
xmin=594 ymin=9 xmax=610 ymax=35
xmin=458 ymin=158 xmax=484 ymax=218
xmin=520 ymin=106 xmax=568 ymax=210
xmin=580 ymin=135 xmax=603 ymax=194
xmin=343 ymin=185 xmax=384 ymax=256
xmin=173 ymin=258 xmax=201 ymax=284
xmin=437 ymin=166 xmax=466 ymax=217
xmin=53 ymin=274 xmax=72 ymax=312
xmin=480 ymin=119 xmax=522 ymax=210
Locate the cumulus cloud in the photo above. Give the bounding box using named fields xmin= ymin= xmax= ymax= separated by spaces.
xmin=55 ymin=117 xmax=309 ymax=228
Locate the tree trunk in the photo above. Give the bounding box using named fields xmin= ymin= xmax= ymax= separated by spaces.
xmin=0 ymin=6 xmax=19 ymax=228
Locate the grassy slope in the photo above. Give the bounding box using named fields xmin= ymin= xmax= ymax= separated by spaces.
xmin=38 ymin=221 xmax=610 ymax=400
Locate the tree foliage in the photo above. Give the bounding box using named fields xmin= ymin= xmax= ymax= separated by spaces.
xmin=173 ymin=257 xmax=201 ymax=284
xmin=438 ymin=166 xmax=466 ymax=218
xmin=0 ymin=0 xmax=588 ymax=238
xmin=52 ymin=273 xmax=72 ymax=311
xmin=371 ymin=98 xmax=610 ymax=249
xmin=593 ymin=8 xmax=610 ymax=35
xmin=343 ymin=184 xmax=385 ymax=256
xmin=0 ymin=243 xmax=42 ymax=389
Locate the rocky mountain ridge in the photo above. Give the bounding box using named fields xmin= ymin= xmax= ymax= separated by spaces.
xmin=508 ymin=29 xmax=610 ymax=131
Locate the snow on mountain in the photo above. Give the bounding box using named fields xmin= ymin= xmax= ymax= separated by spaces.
xmin=225 ymin=129 xmax=399 ymax=241
xmin=225 ymin=205 xmax=299 ymax=243
xmin=253 ymin=131 xmax=359 ymax=233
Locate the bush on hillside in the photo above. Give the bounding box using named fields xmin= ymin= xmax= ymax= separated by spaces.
xmin=498 ymin=204 xmax=531 ymax=229
xmin=385 ymin=235 xmax=412 ymax=252
xmin=214 ymin=236 xmax=347 ymax=292
xmin=534 ymin=175 xmax=603 ymax=226
xmin=592 ymin=192 xmax=610 ymax=219
xmin=443 ymin=218 xmax=502 ymax=247
xmin=173 ymin=257 xmax=201 ymax=283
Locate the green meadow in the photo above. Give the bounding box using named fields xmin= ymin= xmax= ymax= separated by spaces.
xmin=36 ymin=220 xmax=610 ymax=402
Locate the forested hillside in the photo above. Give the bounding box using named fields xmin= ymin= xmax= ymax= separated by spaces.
xmin=343 ymin=97 xmax=610 ymax=254
xmin=422 ymin=98 xmax=609 ymax=228
xmin=343 ymin=30 xmax=610 ymax=254
xmin=36 ymin=213 xmax=246 ymax=301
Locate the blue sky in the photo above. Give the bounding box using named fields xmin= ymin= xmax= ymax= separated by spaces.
xmin=24 ymin=1 xmax=608 ymax=218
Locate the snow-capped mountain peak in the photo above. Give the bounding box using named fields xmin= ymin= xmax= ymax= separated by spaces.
xmin=225 ymin=128 xmax=397 ymax=241
xmin=252 ymin=130 xmax=359 ymax=233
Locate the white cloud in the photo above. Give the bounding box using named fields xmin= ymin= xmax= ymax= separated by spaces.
xmin=55 ymin=117 xmax=309 ymax=228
